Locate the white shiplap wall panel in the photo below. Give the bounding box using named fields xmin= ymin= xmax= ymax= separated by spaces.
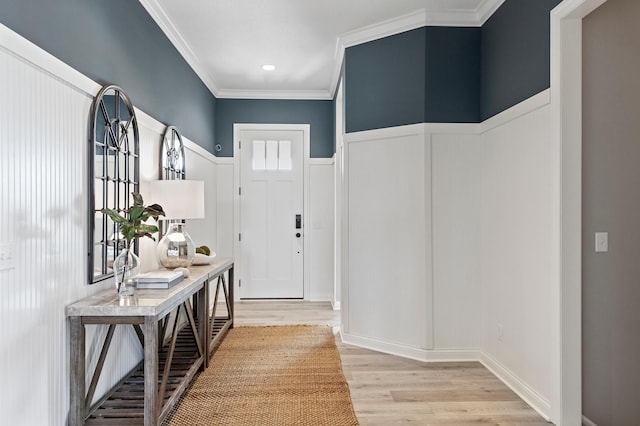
xmin=0 ymin=24 xmax=223 ymax=425
xmin=184 ymin=139 xmax=218 ymax=252
xmin=0 ymin=46 xmax=146 ymax=425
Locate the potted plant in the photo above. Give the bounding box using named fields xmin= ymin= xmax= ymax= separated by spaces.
xmin=102 ymin=192 xmax=165 ymax=296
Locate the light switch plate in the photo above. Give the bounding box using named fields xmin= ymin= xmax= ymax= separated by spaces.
xmin=595 ymin=232 xmax=608 ymax=253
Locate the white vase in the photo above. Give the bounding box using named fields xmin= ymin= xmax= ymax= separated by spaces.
xmin=113 ymin=248 xmax=140 ymax=297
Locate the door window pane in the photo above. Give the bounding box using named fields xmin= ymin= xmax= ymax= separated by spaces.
xmin=252 ymin=140 xmax=265 ymax=170
xmin=278 ymin=140 xmax=292 ymax=170
xmin=266 ymin=140 xmax=278 ymax=170
xmin=252 ymin=139 xmax=293 ymax=171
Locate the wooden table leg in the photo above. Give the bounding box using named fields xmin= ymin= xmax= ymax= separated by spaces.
xmin=69 ymin=317 xmax=85 ymax=426
xmin=228 ymin=265 xmax=234 ymax=327
xmin=143 ymin=316 xmax=158 ymax=426
xmin=201 ymin=280 xmax=209 ymax=369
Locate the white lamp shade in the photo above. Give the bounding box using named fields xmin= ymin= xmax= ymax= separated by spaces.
xmin=148 ymin=180 xmax=205 ymax=220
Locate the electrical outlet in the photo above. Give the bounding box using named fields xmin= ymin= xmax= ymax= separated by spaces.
xmin=0 ymin=243 xmax=16 ymax=271
xmin=497 ymin=324 xmax=504 ymax=342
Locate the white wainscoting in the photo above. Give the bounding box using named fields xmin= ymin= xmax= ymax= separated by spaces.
xmin=431 ymin=132 xmax=482 ymax=350
xmin=478 ymin=93 xmax=554 ymax=420
xmin=341 ymin=91 xmax=555 ymax=420
xmin=0 ymin=24 xmax=219 ymax=425
xmin=182 ymin=140 xmax=219 ymax=255
xmin=341 ymin=124 xmax=433 ymax=359
xmin=341 ymin=123 xmax=484 ymax=361
xmin=215 ymin=159 xmax=235 ymax=262
xmin=309 ymin=159 xmax=335 ymax=301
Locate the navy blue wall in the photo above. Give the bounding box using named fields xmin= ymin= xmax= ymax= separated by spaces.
xmin=425 ymin=27 xmax=480 ymax=123
xmin=345 ymin=26 xmax=481 ymax=132
xmin=344 ymin=0 xmax=561 ymax=132
xmin=0 ymin=0 xmax=218 ymax=153
xmin=2 ymin=0 xmax=562 ymax=151
xmin=215 ymin=99 xmax=334 ymax=158
xmin=344 ymin=28 xmax=426 ymax=133
xmin=480 ymin=0 xmax=563 ymax=120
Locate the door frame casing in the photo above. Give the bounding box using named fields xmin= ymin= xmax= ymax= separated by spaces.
xmin=550 ymin=0 xmax=608 ymax=424
xmin=233 ymin=123 xmax=311 ymax=300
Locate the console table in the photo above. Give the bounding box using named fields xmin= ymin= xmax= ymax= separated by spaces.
xmin=67 ymin=258 xmax=234 ymax=426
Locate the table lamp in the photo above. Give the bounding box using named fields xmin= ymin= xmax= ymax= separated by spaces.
xmin=149 ymin=180 xmax=205 ymax=268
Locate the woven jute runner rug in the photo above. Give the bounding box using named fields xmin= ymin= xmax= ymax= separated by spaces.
xmin=164 ymin=325 xmax=359 ymax=425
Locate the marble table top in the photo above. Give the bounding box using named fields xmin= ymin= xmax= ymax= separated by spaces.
xmin=66 ymin=258 xmax=233 ymax=319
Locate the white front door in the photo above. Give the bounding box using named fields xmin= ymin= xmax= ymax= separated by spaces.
xmin=239 ymin=128 xmax=304 ymax=298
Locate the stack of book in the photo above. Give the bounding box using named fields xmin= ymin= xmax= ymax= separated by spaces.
xmin=136 ymin=270 xmax=184 ymax=289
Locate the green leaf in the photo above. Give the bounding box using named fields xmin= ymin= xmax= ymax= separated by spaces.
xmin=102 ymin=192 xmax=165 ymax=245
xmin=102 ymin=208 xmax=127 ymax=224
xmin=128 ymin=205 xmax=145 ymax=222
xmin=138 ymin=223 xmax=159 ymax=234
xmin=120 ymin=223 xmax=136 ymax=242
xmin=134 ymin=232 xmax=156 ymax=241
xmin=132 ymin=192 xmax=144 ymax=206
xmin=146 ymin=204 xmax=166 ymax=219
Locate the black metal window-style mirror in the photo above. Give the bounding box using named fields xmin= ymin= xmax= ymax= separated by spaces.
xmin=88 ymin=85 xmax=139 ymax=284
xmin=161 ymin=125 xmax=186 ymax=180
xmin=157 ymin=125 xmax=186 ymax=237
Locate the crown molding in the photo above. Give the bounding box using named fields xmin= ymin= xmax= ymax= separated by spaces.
xmin=140 ymin=0 xmax=506 ymax=100
xmin=328 ymin=9 xmax=428 ymax=98
xmin=476 ymin=0 xmax=507 ymax=25
xmin=138 ymin=0 xmax=220 ymax=96
xmin=339 ymin=9 xmax=428 ymax=51
xmin=216 ymin=88 xmax=333 ymax=100
xmin=327 ymin=1 xmax=504 ymax=97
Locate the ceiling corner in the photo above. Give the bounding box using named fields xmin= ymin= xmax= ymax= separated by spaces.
xmin=138 ymin=0 xmax=221 ymax=97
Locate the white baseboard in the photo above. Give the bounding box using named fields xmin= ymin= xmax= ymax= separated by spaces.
xmin=332 ymin=301 xmax=341 ymax=311
xmin=341 ymin=331 xmax=480 ymax=362
xmin=423 ymin=349 xmax=481 ymax=362
xmin=480 ymin=351 xmax=551 ymax=422
xmin=582 ymin=415 xmax=598 ymax=426
xmin=338 ymin=330 xmax=553 ymax=423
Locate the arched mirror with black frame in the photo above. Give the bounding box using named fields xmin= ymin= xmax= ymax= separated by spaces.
xmin=88 ymin=85 xmax=140 ymax=284
xmin=159 ymin=125 xmax=186 ymax=235
xmin=161 ymin=125 xmax=186 ymax=181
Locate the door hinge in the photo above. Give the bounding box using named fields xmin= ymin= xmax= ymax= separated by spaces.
xmin=238 ymin=140 xmax=241 ymax=149
xmin=239 ymin=233 xmax=241 ymax=242
xmin=239 ymin=279 xmax=242 ymax=287
xmin=239 ymin=187 xmax=241 ymax=196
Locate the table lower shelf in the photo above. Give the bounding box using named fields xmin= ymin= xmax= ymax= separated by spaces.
xmin=85 ymin=317 xmax=232 ymax=425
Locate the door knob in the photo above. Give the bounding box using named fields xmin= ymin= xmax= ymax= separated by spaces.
xmin=296 ymin=232 xmax=301 ymax=238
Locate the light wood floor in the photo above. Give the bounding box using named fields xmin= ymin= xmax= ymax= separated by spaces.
xmin=235 ymin=300 xmax=550 ymax=425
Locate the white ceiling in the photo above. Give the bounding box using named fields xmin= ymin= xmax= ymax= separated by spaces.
xmin=139 ymin=0 xmax=503 ymax=100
